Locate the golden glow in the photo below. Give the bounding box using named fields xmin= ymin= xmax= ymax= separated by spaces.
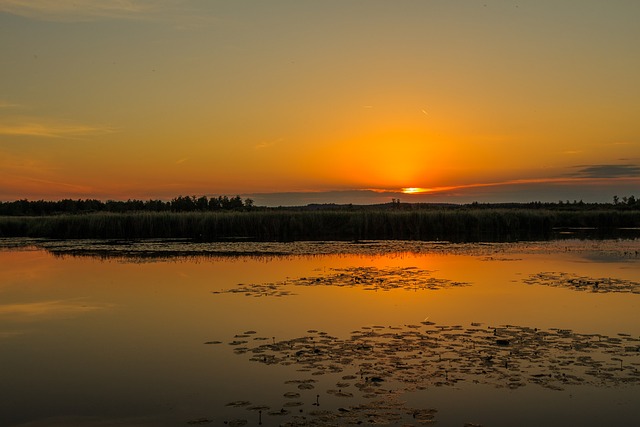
xmin=401 ymin=187 xmax=430 ymax=194
xmin=1 ymin=1 xmax=639 ymax=203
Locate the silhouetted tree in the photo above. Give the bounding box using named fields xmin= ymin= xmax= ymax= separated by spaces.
xmin=208 ymin=197 xmax=221 ymax=210
xmin=195 ymin=196 xmax=209 ymax=211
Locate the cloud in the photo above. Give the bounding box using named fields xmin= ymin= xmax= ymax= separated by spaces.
xmin=246 ymin=190 xmax=393 ymax=207
xmin=0 ymin=100 xmax=22 ymax=109
xmin=0 ymin=0 xmax=217 ymax=27
xmin=254 ymin=137 xmax=283 ymax=150
xmin=0 ymin=153 xmax=99 ymax=198
xmin=254 ymin=142 xmax=275 ymax=150
xmin=246 ymin=172 xmax=640 ymax=206
xmin=0 ymin=119 xmax=115 ymax=138
xmin=570 ymin=164 xmax=640 ymax=178
xmin=23 ymin=176 xmax=96 ymax=192
xmin=0 ymin=0 xmax=185 ymax=22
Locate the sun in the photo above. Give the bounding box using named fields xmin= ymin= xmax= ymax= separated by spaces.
xmin=401 ymin=187 xmax=430 ymax=194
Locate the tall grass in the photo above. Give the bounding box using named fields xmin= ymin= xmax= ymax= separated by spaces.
xmin=0 ymin=208 xmax=638 ymax=242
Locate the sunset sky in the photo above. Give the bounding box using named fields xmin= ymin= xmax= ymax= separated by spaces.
xmin=1 ymin=0 xmax=639 ymax=206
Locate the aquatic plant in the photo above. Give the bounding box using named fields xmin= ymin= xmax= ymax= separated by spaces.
xmin=524 ymin=272 xmax=640 ymax=294
xmin=213 ymin=266 xmax=470 ymax=298
xmin=211 ymin=321 xmax=640 ymax=426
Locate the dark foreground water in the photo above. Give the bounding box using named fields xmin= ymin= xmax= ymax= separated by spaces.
xmin=0 ymin=238 xmax=638 ymax=426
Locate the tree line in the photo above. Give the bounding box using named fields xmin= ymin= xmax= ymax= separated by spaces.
xmin=0 ymin=195 xmax=254 ymax=216
xmin=1 ymin=194 xmax=638 ymax=216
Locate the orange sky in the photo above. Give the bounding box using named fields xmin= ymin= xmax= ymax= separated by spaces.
xmin=1 ymin=1 xmax=639 ymax=205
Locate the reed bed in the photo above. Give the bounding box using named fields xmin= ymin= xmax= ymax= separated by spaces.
xmin=1 ymin=208 xmax=639 ymax=242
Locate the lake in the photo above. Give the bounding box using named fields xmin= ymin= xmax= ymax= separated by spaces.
xmin=1 ymin=238 xmax=639 ymax=426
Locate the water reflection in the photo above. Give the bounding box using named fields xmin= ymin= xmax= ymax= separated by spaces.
xmin=0 ymin=298 xmax=110 ymax=320
xmin=0 ymin=239 xmax=638 ymax=426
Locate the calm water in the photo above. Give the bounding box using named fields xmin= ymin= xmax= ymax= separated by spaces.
xmin=1 ymin=239 xmax=639 ymax=426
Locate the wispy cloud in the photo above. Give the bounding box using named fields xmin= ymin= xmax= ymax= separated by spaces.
xmin=398 ymin=175 xmax=640 ymax=196
xmin=367 ymin=178 xmax=575 ymax=196
xmin=601 ymin=141 xmax=636 ymax=146
xmin=254 ymin=137 xmax=283 ymax=150
xmin=0 ymin=0 xmax=190 ymax=22
xmin=0 ymin=0 xmax=152 ymax=21
xmin=23 ymin=176 xmax=96 ymax=192
xmin=0 ymin=0 xmax=212 ymax=25
xmin=570 ymin=164 xmax=640 ymax=178
xmin=255 ymin=142 xmax=274 ymax=150
xmin=365 ymin=173 xmax=640 ymax=201
xmin=0 ymin=118 xmax=115 ymax=138
xmin=0 ymin=100 xmax=22 ymax=109
xmin=0 ymin=177 xmax=98 ymax=200
xmin=248 ymin=173 xmax=640 ymax=206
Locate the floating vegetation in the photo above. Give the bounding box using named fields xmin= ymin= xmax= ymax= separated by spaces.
xmin=224 ymin=395 xmax=437 ymax=426
xmin=239 ymin=322 xmax=640 ymax=391
xmin=480 ymin=256 xmax=522 ymax=262
xmin=225 ymin=401 xmax=252 ymax=408
xmin=187 ymin=417 xmax=251 ymax=426
xmin=524 ymin=272 xmax=640 ymax=294
xmin=186 ymin=418 xmax=213 ymax=425
xmin=212 ymin=266 xmax=469 ymax=298
xmin=4 ymin=237 xmax=639 ymax=262
xmin=215 ymin=321 xmax=640 ymax=426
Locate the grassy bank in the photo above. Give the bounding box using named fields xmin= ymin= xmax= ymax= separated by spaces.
xmin=1 ymin=208 xmax=639 ymax=242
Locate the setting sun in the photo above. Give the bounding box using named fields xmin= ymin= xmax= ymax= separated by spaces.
xmin=401 ymin=187 xmax=430 ymax=194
